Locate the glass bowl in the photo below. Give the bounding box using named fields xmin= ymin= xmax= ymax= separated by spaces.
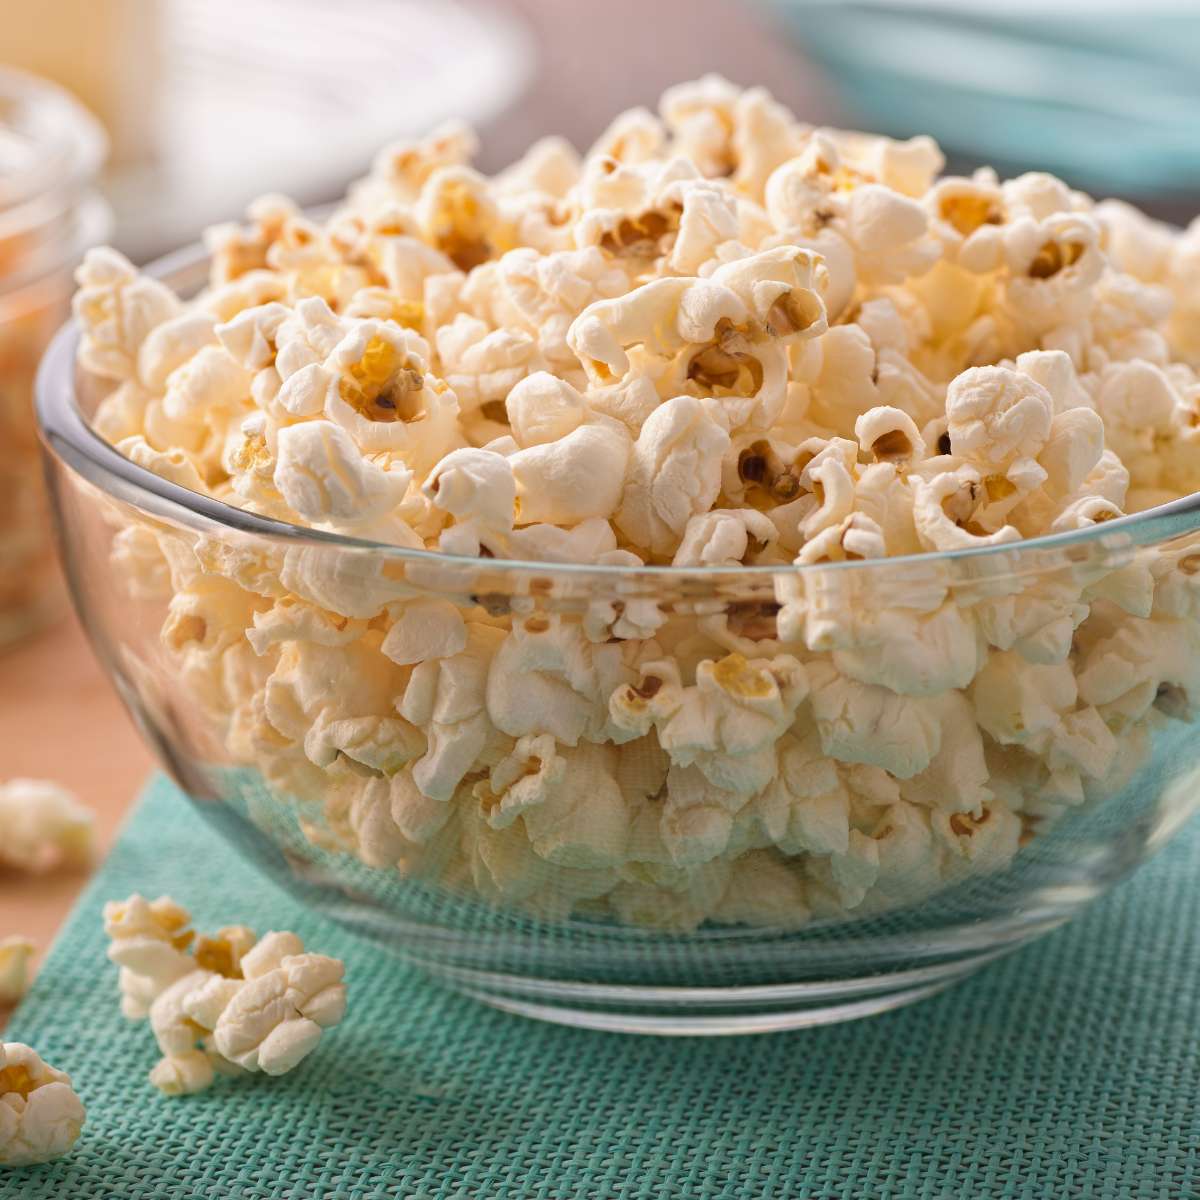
xmin=36 ymin=244 xmax=1200 ymax=1034
xmin=758 ymin=0 xmax=1200 ymax=197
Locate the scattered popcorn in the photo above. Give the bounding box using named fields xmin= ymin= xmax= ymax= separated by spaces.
xmin=102 ymin=900 xmax=347 ymax=1096
xmin=0 ymin=1042 xmax=85 ymax=1167
xmin=0 ymin=939 xmax=35 ymax=1007
xmin=0 ymin=780 xmax=94 ymax=874
xmin=103 ymin=894 xmax=197 ymax=1019
xmin=77 ymin=78 xmax=1200 ymax=932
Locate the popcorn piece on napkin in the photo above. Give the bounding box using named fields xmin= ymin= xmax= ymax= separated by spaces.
xmin=0 ymin=1042 xmax=86 ymax=1167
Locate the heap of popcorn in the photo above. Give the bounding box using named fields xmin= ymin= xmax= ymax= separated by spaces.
xmin=71 ymin=77 xmax=1200 ymax=932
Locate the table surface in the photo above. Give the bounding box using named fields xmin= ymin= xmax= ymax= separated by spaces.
xmin=0 ymin=611 xmax=152 ymax=1025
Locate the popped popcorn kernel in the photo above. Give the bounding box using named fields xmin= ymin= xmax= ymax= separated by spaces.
xmin=0 ymin=780 xmax=94 ymax=874
xmin=103 ymin=900 xmax=349 ymax=1096
xmin=0 ymin=939 xmax=35 ymax=1007
xmin=338 ymin=335 xmax=424 ymax=423
xmin=0 ymin=1042 xmax=86 ymax=1167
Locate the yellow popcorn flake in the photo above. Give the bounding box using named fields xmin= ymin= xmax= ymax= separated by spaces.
xmin=712 ymin=653 xmax=775 ymax=700
xmin=983 ymin=473 xmax=1018 ymax=502
xmin=338 ymin=336 xmax=425 ymax=423
xmin=106 ymin=896 xmax=196 ymax=952
xmin=388 ymin=299 xmax=425 ymax=329
xmin=0 ymin=1060 xmax=37 ymax=1099
xmin=599 ymin=207 xmax=679 ymax=259
xmin=940 ymin=192 xmax=1002 ymax=237
xmin=429 ymin=179 xmax=493 ymax=271
xmin=230 ymin=430 xmax=272 ymax=473
xmin=193 ymin=926 xmax=256 ymax=979
xmin=763 ymin=289 xmax=824 ymax=337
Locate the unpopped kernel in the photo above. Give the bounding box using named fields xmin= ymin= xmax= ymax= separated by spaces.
xmin=76 ymin=78 xmax=1200 ymax=931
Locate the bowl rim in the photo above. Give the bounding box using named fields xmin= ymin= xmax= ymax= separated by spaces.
xmin=35 ymin=238 xmax=1200 ymax=581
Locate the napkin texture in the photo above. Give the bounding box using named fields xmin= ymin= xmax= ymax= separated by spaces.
xmin=2 ymin=774 xmax=1197 ymax=1199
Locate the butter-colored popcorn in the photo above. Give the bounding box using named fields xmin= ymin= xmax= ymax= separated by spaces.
xmin=147 ymin=968 xmax=242 ymax=1094
xmin=211 ymin=939 xmax=346 ymax=1077
xmin=103 ymin=894 xmax=197 ymax=1020
xmin=322 ymin=320 xmax=459 ymax=464
xmin=485 ymin=616 xmax=629 ymax=748
xmin=673 ymin=508 xmax=778 ymax=568
xmin=807 ymin=662 xmax=942 ymax=780
xmin=74 ymin=77 xmax=1200 ymax=933
xmin=0 ymin=1042 xmax=86 ymax=1167
xmin=0 ymin=939 xmax=34 ymax=1008
xmin=103 ymin=902 xmax=347 ymax=1096
xmin=0 ymin=780 xmax=94 ymax=875
xmin=658 ymin=652 xmax=808 ymax=794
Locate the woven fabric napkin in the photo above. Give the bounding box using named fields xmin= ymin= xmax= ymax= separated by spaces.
xmin=3 ymin=775 xmax=1197 ymax=1200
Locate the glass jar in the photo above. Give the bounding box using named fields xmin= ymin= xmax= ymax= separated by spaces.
xmin=0 ymin=66 xmax=108 ymax=647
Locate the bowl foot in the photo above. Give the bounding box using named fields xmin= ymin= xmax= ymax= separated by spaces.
xmin=424 ymin=946 xmax=1017 ymax=1035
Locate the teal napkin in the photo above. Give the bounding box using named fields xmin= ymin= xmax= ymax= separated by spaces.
xmin=3 ymin=775 xmax=1197 ymax=1199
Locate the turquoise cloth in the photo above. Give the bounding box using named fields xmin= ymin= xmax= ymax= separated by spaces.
xmin=3 ymin=775 xmax=1198 ymax=1199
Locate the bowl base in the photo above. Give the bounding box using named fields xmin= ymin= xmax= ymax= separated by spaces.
xmin=423 ymin=943 xmax=1025 ymax=1035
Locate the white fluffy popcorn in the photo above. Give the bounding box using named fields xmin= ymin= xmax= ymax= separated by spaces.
xmin=78 ymin=77 xmax=1200 ymax=933
xmin=0 ymin=780 xmax=94 ymax=874
xmin=103 ymin=894 xmax=198 ymax=1020
xmin=103 ymin=900 xmax=347 ymax=1096
xmin=211 ymin=936 xmax=347 ymax=1077
xmin=0 ymin=1043 xmax=86 ymax=1167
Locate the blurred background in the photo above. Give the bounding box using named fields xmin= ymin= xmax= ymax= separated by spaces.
xmin=6 ymin=0 xmax=1200 ymax=261
xmin=2 ymin=0 xmax=1200 ymax=993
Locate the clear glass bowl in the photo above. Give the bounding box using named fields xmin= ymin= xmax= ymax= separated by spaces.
xmin=759 ymin=1 xmax=1200 ymax=197
xmin=36 ymin=245 xmax=1200 ymax=1033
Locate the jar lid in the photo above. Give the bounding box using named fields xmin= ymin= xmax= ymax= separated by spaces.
xmin=0 ymin=68 xmax=109 ymax=297
xmin=0 ymin=66 xmax=107 ymax=212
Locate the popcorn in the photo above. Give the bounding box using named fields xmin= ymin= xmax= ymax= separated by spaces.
xmin=509 ymin=418 xmax=630 ymax=525
xmin=485 ymin=616 xmax=629 ymax=748
xmin=74 ymin=77 xmax=1200 ymax=933
xmin=658 ymin=652 xmax=808 ymax=794
xmin=211 ymin=938 xmax=346 ymax=1077
xmin=615 ymin=395 xmax=731 ymax=557
xmin=103 ymin=897 xmax=348 ymax=1096
xmin=0 ymin=780 xmax=94 ymax=874
xmin=0 ymin=1042 xmax=86 ymax=1167
xmin=273 ymin=420 xmax=411 ymax=524
xmin=103 ymin=894 xmax=197 ymax=1020
xmin=401 ymin=623 xmax=506 ymax=800
xmin=322 ymin=320 xmax=459 ymax=464
xmin=73 ymin=247 xmax=181 ymax=382
xmin=673 ymin=508 xmax=778 ymax=568
xmin=0 ymin=939 xmax=34 ymax=1007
